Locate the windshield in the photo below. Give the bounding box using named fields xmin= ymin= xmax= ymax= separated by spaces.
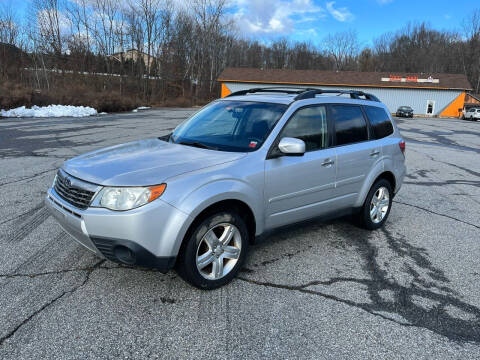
xmin=170 ymin=101 xmax=288 ymax=152
xmin=400 ymin=106 xmax=412 ymax=110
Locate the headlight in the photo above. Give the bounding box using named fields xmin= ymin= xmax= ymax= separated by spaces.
xmin=96 ymin=184 xmax=166 ymax=211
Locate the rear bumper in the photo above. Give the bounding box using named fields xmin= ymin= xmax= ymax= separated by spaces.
xmin=45 ymin=187 xmax=191 ymax=272
xmin=394 ymin=162 xmax=406 ymax=195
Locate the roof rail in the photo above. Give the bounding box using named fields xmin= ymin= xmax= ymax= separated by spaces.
xmin=226 ymin=87 xmax=314 ymax=97
xmin=294 ymin=89 xmax=380 ymax=102
xmin=226 ymin=87 xmax=380 ymax=102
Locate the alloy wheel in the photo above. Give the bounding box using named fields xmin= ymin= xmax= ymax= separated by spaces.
xmin=370 ymin=186 xmax=390 ymax=224
xmin=196 ymin=223 xmax=242 ymax=280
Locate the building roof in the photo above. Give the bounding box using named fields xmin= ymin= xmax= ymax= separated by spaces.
xmin=218 ymin=67 xmax=472 ymax=91
xmin=466 ymin=93 xmax=480 ymax=102
xmin=110 ymin=48 xmax=148 ymax=56
xmin=0 ymin=42 xmax=24 ymax=55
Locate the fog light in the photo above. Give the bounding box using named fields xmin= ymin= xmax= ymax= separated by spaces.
xmin=114 ymin=246 xmax=136 ymax=265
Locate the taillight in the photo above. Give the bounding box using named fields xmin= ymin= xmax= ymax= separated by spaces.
xmin=399 ymin=140 xmax=405 ymax=155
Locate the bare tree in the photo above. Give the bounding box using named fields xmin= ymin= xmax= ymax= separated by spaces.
xmin=33 ymin=0 xmax=65 ymax=55
xmin=0 ymin=2 xmax=20 ymax=45
xmin=324 ymin=29 xmax=359 ymax=71
xmin=65 ymin=0 xmax=94 ymax=72
xmin=191 ymin=0 xmax=230 ymax=95
xmin=462 ymin=10 xmax=480 ymax=92
xmin=133 ymin=0 xmax=163 ymax=98
xmin=2 ymin=1 xmax=480 ymax=111
xmin=269 ymin=38 xmax=289 ymax=69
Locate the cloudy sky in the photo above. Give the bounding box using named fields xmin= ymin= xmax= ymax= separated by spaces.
xmin=6 ymin=0 xmax=479 ymax=46
xmin=227 ymin=0 xmax=478 ymax=45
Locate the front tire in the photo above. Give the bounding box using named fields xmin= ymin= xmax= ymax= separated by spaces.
xmin=177 ymin=211 xmax=249 ymax=289
xmin=359 ymin=179 xmax=393 ymax=230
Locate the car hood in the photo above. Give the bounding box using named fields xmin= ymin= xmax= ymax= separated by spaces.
xmin=62 ymin=138 xmax=246 ymax=186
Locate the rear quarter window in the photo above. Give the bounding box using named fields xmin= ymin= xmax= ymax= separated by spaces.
xmin=364 ymin=106 xmax=394 ymax=139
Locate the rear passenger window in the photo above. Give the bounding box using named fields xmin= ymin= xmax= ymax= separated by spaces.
xmin=364 ymin=106 xmax=394 ymax=139
xmin=331 ymin=105 xmax=368 ymax=146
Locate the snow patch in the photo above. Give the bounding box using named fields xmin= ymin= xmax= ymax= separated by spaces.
xmin=1 ymin=105 xmax=98 ymax=118
xmin=133 ymin=106 xmax=151 ymax=112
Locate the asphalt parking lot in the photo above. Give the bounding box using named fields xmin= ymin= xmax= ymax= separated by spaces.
xmin=0 ymin=109 xmax=479 ymax=359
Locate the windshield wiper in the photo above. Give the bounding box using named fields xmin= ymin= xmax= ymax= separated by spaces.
xmin=158 ymin=133 xmax=172 ymax=141
xmin=177 ymin=141 xmax=217 ymax=150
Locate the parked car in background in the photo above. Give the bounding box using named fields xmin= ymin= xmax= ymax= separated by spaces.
xmin=45 ymin=87 xmax=406 ymax=289
xmin=396 ymin=106 xmax=414 ymax=117
xmin=463 ymin=107 xmax=480 ymax=121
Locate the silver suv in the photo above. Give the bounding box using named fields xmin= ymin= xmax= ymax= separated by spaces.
xmin=45 ymin=88 xmax=406 ymax=289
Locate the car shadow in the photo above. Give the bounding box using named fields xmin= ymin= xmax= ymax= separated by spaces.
xmin=244 ymin=217 xmax=480 ymax=343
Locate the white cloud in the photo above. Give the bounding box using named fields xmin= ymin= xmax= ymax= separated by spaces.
xmin=296 ymin=28 xmax=318 ymax=37
xmin=326 ymin=2 xmax=353 ymax=22
xmin=231 ymin=0 xmax=325 ymax=36
xmin=37 ymin=9 xmax=72 ymax=35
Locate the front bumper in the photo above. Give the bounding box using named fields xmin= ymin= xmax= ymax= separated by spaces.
xmin=45 ymin=188 xmax=192 ymax=272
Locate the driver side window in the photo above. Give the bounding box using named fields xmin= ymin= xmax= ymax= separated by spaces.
xmin=279 ymin=106 xmax=328 ymax=152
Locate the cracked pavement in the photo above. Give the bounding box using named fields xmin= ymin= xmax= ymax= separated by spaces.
xmin=0 ymin=110 xmax=479 ymax=359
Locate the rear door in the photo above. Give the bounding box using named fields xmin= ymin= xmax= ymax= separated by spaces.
xmin=331 ymin=104 xmax=383 ymax=207
xmin=264 ymin=105 xmax=337 ymax=229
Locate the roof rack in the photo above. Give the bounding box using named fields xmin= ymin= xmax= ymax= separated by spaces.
xmin=226 ymin=87 xmax=380 ymax=102
xmin=226 ymin=87 xmax=314 ymax=97
xmin=294 ymin=89 xmax=380 ymax=102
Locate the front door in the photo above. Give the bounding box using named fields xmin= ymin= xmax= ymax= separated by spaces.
xmin=265 ymin=105 xmax=337 ymax=229
xmin=426 ymin=100 xmax=435 ymax=115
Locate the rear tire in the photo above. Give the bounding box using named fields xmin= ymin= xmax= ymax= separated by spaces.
xmin=358 ymin=179 xmax=393 ymax=230
xmin=176 ymin=211 xmax=249 ymax=289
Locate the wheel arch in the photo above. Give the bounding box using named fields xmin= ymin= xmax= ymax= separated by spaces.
xmin=190 ymin=199 xmax=256 ymax=242
xmin=355 ymin=167 xmax=397 ymax=208
xmin=175 ymin=198 xmax=257 ymax=263
xmin=375 ymin=171 xmax=396 ymax=192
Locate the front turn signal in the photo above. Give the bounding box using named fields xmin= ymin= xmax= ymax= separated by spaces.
xmin=148 ymin=184 xmax=167 ymax=202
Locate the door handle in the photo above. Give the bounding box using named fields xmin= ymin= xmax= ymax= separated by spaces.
xmin=322 ymin=159 xmax=335 ymax=166
xmin=370 ymin=150 xmax=380 ymax=157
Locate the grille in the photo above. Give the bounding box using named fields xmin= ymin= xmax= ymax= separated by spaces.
xmin=91 ymin=238 xmax=116 ymax=261
xmin=54 ymin=171 xmax=96 ymax=210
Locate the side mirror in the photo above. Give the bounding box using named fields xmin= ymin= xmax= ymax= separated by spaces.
xmin=278 ymin=137 xmax=305 ymax=156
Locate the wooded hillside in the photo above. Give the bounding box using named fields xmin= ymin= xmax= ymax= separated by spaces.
xmin=1 ymin=1 xmax=479 ymax=111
